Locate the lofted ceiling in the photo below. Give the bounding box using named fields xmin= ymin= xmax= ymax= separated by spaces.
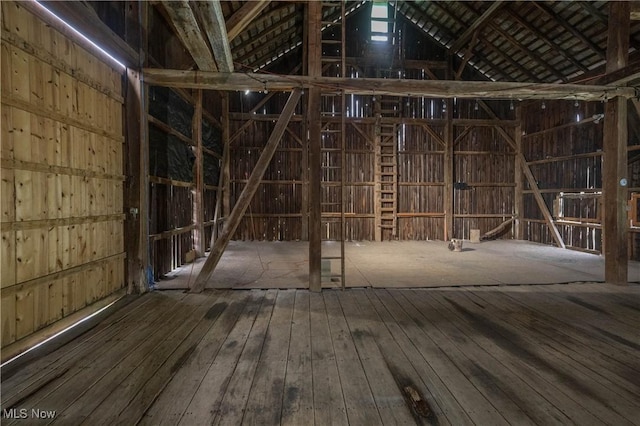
xmin=155 ymin=0 xmax=640 ymax=85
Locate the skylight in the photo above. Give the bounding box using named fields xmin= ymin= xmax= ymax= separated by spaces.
xmin=371 ymin=2 xmax=388 ymax=42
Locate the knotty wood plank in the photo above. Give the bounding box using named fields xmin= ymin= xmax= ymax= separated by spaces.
xmin=178 ymin=290 xmax=267 ymax=425
xmin=139 ymin=291 xmax=249 ymax=425
xmin=212 ymin=290 xmax=277 ymax=425
xmin=428 ymin=289 xmax=638 ymax=425
xmin=308 ymin=292 xmax=348 ymax=425
xmin=242 ymin=289 xmax=295 ymax=425
xmin=322 ymin=290 xmax=382 ymax=425
xmin=377 ymin=289 xmax=509 ymax=425
xmin=280 ymin=291 xmax=314 ymax=425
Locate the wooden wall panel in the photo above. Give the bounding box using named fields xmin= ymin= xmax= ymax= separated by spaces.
xmin=1 ymin=1 xmax=125 ymax=355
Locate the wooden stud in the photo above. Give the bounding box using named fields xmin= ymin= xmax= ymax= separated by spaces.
xmin=193 ymin=90 xmax=204 ymax=256
xmin=603 ymin=2 xmax=630 ymax=285
xmin=514 ymin=105 xmax=524 ymax=240
xmin=307 ymin=0 xmax=322 ymax=292
xmin=190 ymin=89 xmax=302 ymax=292
xmin=444 ymin=99 xmax=454 ymax=241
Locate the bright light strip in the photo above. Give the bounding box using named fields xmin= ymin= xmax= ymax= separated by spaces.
xmin=34 ymin=1 xmax=126 ymax=70
xmin=0 ymin=299 xmax=119 ymax=368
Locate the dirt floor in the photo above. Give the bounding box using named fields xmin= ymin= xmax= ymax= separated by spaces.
xmin=154 ymin=240 xmax=640 ymax=290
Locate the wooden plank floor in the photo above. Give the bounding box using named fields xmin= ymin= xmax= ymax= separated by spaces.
xmin=2 ymin=283 xmax=640 ymax=425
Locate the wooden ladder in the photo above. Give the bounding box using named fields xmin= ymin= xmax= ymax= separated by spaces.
xmin=378 ymin=119 xmax=398 ymax=239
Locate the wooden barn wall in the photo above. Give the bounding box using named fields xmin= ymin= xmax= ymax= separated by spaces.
xmin=229 ymin=111 xmax=305 ymax=241
xmin=1 ymin=2 xmax=125 ymax=352
xmin=229 ymin=92 xmax=516 ymax=242
xmin=397 ymin=120 xmax=445 ymax=240
xmin=147 ymin=86 xmax=222 ymax=280
xmin=453 ymin=100 xmax=516 ymax=240
xmin=521 ymin=100 xmax=610 ymax=254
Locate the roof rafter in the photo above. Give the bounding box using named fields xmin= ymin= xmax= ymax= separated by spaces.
xmin=451 ymin=1 xmax=504 ymax=52
xmin=505 ymin=7 xmax=589 ymax=73
xmin=192 ymin=1 xmax=234 ymax=72
xmin=159 ymin=0 xmax=217 ymax=71
xmin=226 ymin=0 xmax=272 ymax=41
xmin=532 ymin=2 xmax=606 ymax=60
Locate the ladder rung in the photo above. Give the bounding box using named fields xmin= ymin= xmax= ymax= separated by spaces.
xmin=321 ymin=256 xmax=343 ymax=260
xmin=321 ymin=21 xmax=341 ymax=26
xmin=322 ymin=40 xmax=342 ymax=45
xmin=380 ymin=225 xmax=395 ymax=229
xmin=322 ymin=166 xmax=342 ymax=169
xmin=380 ymin=162 xmax=396 ymax=166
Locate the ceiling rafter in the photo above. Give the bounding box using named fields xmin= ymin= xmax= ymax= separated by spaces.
xmin=455 ymin=2 xmax=563 ymax=81
xmin=192 ymin=1 xmax=234 ymax=72
xmin=532 ymin=2 xmax=606 ymax=60
xmin=226 ymin=0 xmax=272 ymax=41
xmin=233 ymin=9 xmax=299 ymax=57
xmin=450 ymin=1 xmax=504 ymax=52
xmin=241 ymin=27 xmax=300 ymax=66
xmin=159 ymin=0 xmax=217 ymax=71
xmin=505 ymin=7 xmax=588 ymax=74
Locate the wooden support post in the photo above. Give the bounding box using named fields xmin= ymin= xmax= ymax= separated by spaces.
xmin=603 ymin=2 xmax=630 ymax=285
xmin=514 ymin=105 xmax=524 ymax=240
xmin=193 ymin=90 xmax=204 ymax=256
xmin=301 ymin=111 xmax=309 ymax=241
xmin=212 ymin=92 xmax=230 ymax=244
xmin=190 ymin=89 xmax=302 ymax=292
xmin=124 ymin=69 xmax=149 ymax=293
xmin=123 ymin=0 xmax=148 ymax=294
xmin=444 ymin=99 xmax=454 ymax=241
xmin=308 ymin=0 xmax=322 ymax=292
xmin=222 ymin=94 xmax=231 ymax=219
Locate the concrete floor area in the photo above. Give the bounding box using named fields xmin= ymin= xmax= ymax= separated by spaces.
xmin=154 ymin=240 xmax=640 ymax=290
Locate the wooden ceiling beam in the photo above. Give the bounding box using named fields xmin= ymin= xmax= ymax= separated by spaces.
xmin=236 ymin=26 xmax=299 ymax=65
xmin=192 ymin=1 xmax=234 ymax=72
xmin=142 ymin=68 xmax=635 ymax=101
xmin=226 ymin=0 xmax=271 ymax=41
xmin=159 ymin=0 xmax=217 ymax=71
xmin=451 ymin=1 xmax=504 ymax=53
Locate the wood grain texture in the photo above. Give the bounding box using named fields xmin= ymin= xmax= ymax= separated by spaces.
xmin=4 ymin=284 xmax=638 ymax=424
xmin=1 ymin=1 xmax=125 ymax=350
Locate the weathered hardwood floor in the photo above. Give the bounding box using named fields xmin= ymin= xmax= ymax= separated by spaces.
xmin=2 ymin=283 xmax=640 ymax=425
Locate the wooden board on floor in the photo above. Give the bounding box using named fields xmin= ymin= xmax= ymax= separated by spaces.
xmin=2 ymin=285 xmax=639 ymax=425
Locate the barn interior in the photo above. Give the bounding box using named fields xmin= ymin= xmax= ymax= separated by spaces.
xmin=1 ymin=0 xmax=640 ymax=424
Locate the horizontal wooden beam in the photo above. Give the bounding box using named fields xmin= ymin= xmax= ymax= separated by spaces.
xmin=142 ymin=69 xmax=635 ymax=101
